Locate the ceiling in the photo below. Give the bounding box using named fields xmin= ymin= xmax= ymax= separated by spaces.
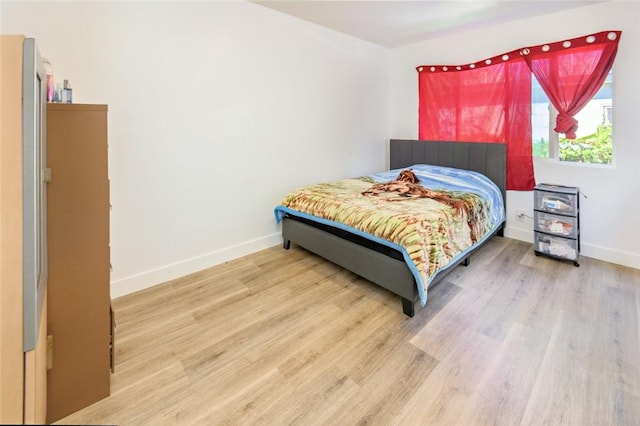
xmin=251 ymin=1 xmax=607 ymax=48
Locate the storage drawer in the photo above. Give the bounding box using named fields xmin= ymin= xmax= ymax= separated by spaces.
xmin=534 ymin=185 xmax=578 ymax=215
xmin=534 ymin=211 xmax=578 ymax=238
xmin=534 ymin=232 xmax=578 ymax=261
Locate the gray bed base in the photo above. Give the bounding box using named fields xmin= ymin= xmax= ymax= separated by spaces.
xmin=281 ymin=139 xmax=507 ymax=317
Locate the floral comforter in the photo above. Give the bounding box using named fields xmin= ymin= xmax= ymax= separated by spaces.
xmin=274 ymin=164 xmax=505 ymax=306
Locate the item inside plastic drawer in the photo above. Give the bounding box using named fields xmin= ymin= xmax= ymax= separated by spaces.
xmin=537 ymin=235 xmax=577 ymax=259
xmin=539 ymin=218 xmax=574 ymax=236
xmin=541 ymin=197 xmax=572 ymax=211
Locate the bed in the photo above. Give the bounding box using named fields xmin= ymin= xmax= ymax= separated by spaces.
xmin=274 ymin=139 xmax=506 ymax=317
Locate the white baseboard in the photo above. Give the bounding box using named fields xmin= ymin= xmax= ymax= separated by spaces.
xmin=504 ymin=226 xmax=533 ymax=244
xmin=505 ymin=225 xmax=640 ymax=270
xmin=110 ymin=232 xmax=282 ymax=299
xmin=111 ymin=227 xmax=639 ymax=300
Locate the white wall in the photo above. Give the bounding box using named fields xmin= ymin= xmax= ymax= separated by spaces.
xmin=390 ymin=2 xmax=640 ymax=269
xmin=1 ymin=1 xmax=391 ymax=297
xmin=3 ymin=2 xmax=638 ymax=301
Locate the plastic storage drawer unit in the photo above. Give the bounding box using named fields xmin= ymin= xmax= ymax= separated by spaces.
xmin=533 ymin=184 xmax=580 ymax=266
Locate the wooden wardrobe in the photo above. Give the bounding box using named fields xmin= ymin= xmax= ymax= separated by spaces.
xmin=46 ymin=103 xmax=112 ymax=423
xmin=0 ymin=34 xmax=48 ymax=425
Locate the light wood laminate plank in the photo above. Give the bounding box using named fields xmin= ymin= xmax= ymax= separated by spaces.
xmin=55 ymin=238 xmax=640 ymax=425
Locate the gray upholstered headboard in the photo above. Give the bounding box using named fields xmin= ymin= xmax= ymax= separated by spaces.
xmin=390 ymin=139 xmax=507 ymax=205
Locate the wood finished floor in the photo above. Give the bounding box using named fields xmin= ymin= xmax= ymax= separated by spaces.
xmin=56 ymin=237 xmax=640 ymax=425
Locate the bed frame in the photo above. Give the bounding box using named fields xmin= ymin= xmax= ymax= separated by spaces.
xmin=281 ymin=139 xmax=506 ymax=317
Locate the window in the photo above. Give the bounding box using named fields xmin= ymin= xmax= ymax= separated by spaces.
xmin=532 ymin=69 xmax=613 ymax=165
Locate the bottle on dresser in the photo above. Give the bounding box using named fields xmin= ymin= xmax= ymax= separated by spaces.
xmin=62 ymin=79 xmax=72 ymax=103
xmin=43 ymin=57 xmax=54 ymax=102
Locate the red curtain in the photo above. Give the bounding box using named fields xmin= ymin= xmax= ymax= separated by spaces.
xmin=418 ymin=54 xmax=535 ymax=190
xmin=522 ymin=31 xmax=620 ymax=139
xmin=417 ymin=30 xmax=621 ymax=191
